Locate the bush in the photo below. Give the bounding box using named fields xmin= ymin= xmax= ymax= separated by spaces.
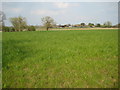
xmin=28 ymin=26 xmax=36 ymax=31
xmin=95 ymin=24 xmax=101 ymax=27
xmin=2 ymin=26 xmax=15 ymax=32
xmin=2 ymin=26 xmax=10 ymax=32
xmin=10 ymin=27 xmax=15 ymax=32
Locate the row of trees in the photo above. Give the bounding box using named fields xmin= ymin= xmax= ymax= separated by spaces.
xmin=66 ymin=21 xmax=113 ymax=28
xmin=2 ymin=25 xmax=36 ymax=32
xmin=1 ymin=12 xmax=117 ymax=32
xmin=0 ymin=11 xmax=55 ymax=31
xmin=2 ymin=16 xmax=55 ymax=32
xmin=3 ymin=16 xmax=36 ymax=32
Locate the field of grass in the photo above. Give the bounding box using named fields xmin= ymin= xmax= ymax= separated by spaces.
xmin=2 ymin=29 xmax=118 ymax=88
xmin=0 ymin=32 xmax=2 ymax=88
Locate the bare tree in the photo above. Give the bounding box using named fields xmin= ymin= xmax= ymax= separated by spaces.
xmin=9 ymin=16 xmax=27 ymax=31
xmin=0 ymin=11 xmax=6 ymax=30
xmin=41 ymin=16 xmax=56 ymax=31
xmin=103 ymin=21 xmax=112 ymax=28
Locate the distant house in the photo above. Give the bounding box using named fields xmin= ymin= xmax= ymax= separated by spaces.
xmin=57 ymin=24 xmax=68 ymax=28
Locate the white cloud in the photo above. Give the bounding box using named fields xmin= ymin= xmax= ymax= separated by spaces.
xmin=54 ymin=2 xmax=69 ymax=8
xmin=2 ymin=0 xmax=119 ymax=2
xmin=4 ymin=7 xmax=23 ymax=13
xmin=31 ymin=9 xmax=65 ymax=16
xmin=53 ymin=2 xmax=79 ymax=8
xmin=11 ymin=8 xmax=22 ymax=13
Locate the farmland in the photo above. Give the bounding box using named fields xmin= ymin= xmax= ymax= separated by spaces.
xmin=2 ymin=29 xmax=118 ymax=88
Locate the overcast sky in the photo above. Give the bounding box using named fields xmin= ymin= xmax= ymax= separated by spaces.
xmin=2 ymin=2 xmax=118 ymax=26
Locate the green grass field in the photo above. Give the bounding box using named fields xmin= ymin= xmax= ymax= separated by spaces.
xmin=2 ymin=29 xmax=118 ymax=88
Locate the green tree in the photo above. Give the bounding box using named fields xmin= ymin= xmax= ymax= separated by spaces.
xmin=80 ymin=23 xmax=85 ymax=26
xmin=88 ymin=23 xmax=94 ymax=27
xmin=96 ymin=23 xmax=101 ymax=27
xmin=9 ymin=16 xmax=27 ymax=31
xmin=41 ymin=16 xmax=56 ymax=31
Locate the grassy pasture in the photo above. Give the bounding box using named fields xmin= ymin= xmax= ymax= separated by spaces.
xmin=2 ymin=29 xmax=118 ymax=88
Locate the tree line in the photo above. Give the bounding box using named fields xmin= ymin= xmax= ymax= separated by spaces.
xmin=0 ymin=13 xmax=118 ymax=32
xmin=2 ymin=16 xmax=56 ymax=32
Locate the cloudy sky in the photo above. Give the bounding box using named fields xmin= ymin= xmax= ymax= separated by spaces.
xmin=2 ymin=2 xmax=118 ymax=26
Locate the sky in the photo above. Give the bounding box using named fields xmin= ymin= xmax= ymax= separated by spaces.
xmin=2 ymin=2 xmax=118 ymax=26
xmin=1 ymin=0 xmax=120 ymax=2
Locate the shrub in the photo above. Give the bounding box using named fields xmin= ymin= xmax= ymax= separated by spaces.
xmin=10 ymin=27 xmax=15 ymax=32
xmin=2 ymin=26 xmax=10 ymax=32
xmin=2 ymin=26 xmax=16 ymax=32
xmin=28 ymin=26 xmax=36 ymax=31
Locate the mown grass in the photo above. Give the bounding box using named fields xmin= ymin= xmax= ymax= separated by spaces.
xmin=2 ymin=29 xmax=118 ymax=88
